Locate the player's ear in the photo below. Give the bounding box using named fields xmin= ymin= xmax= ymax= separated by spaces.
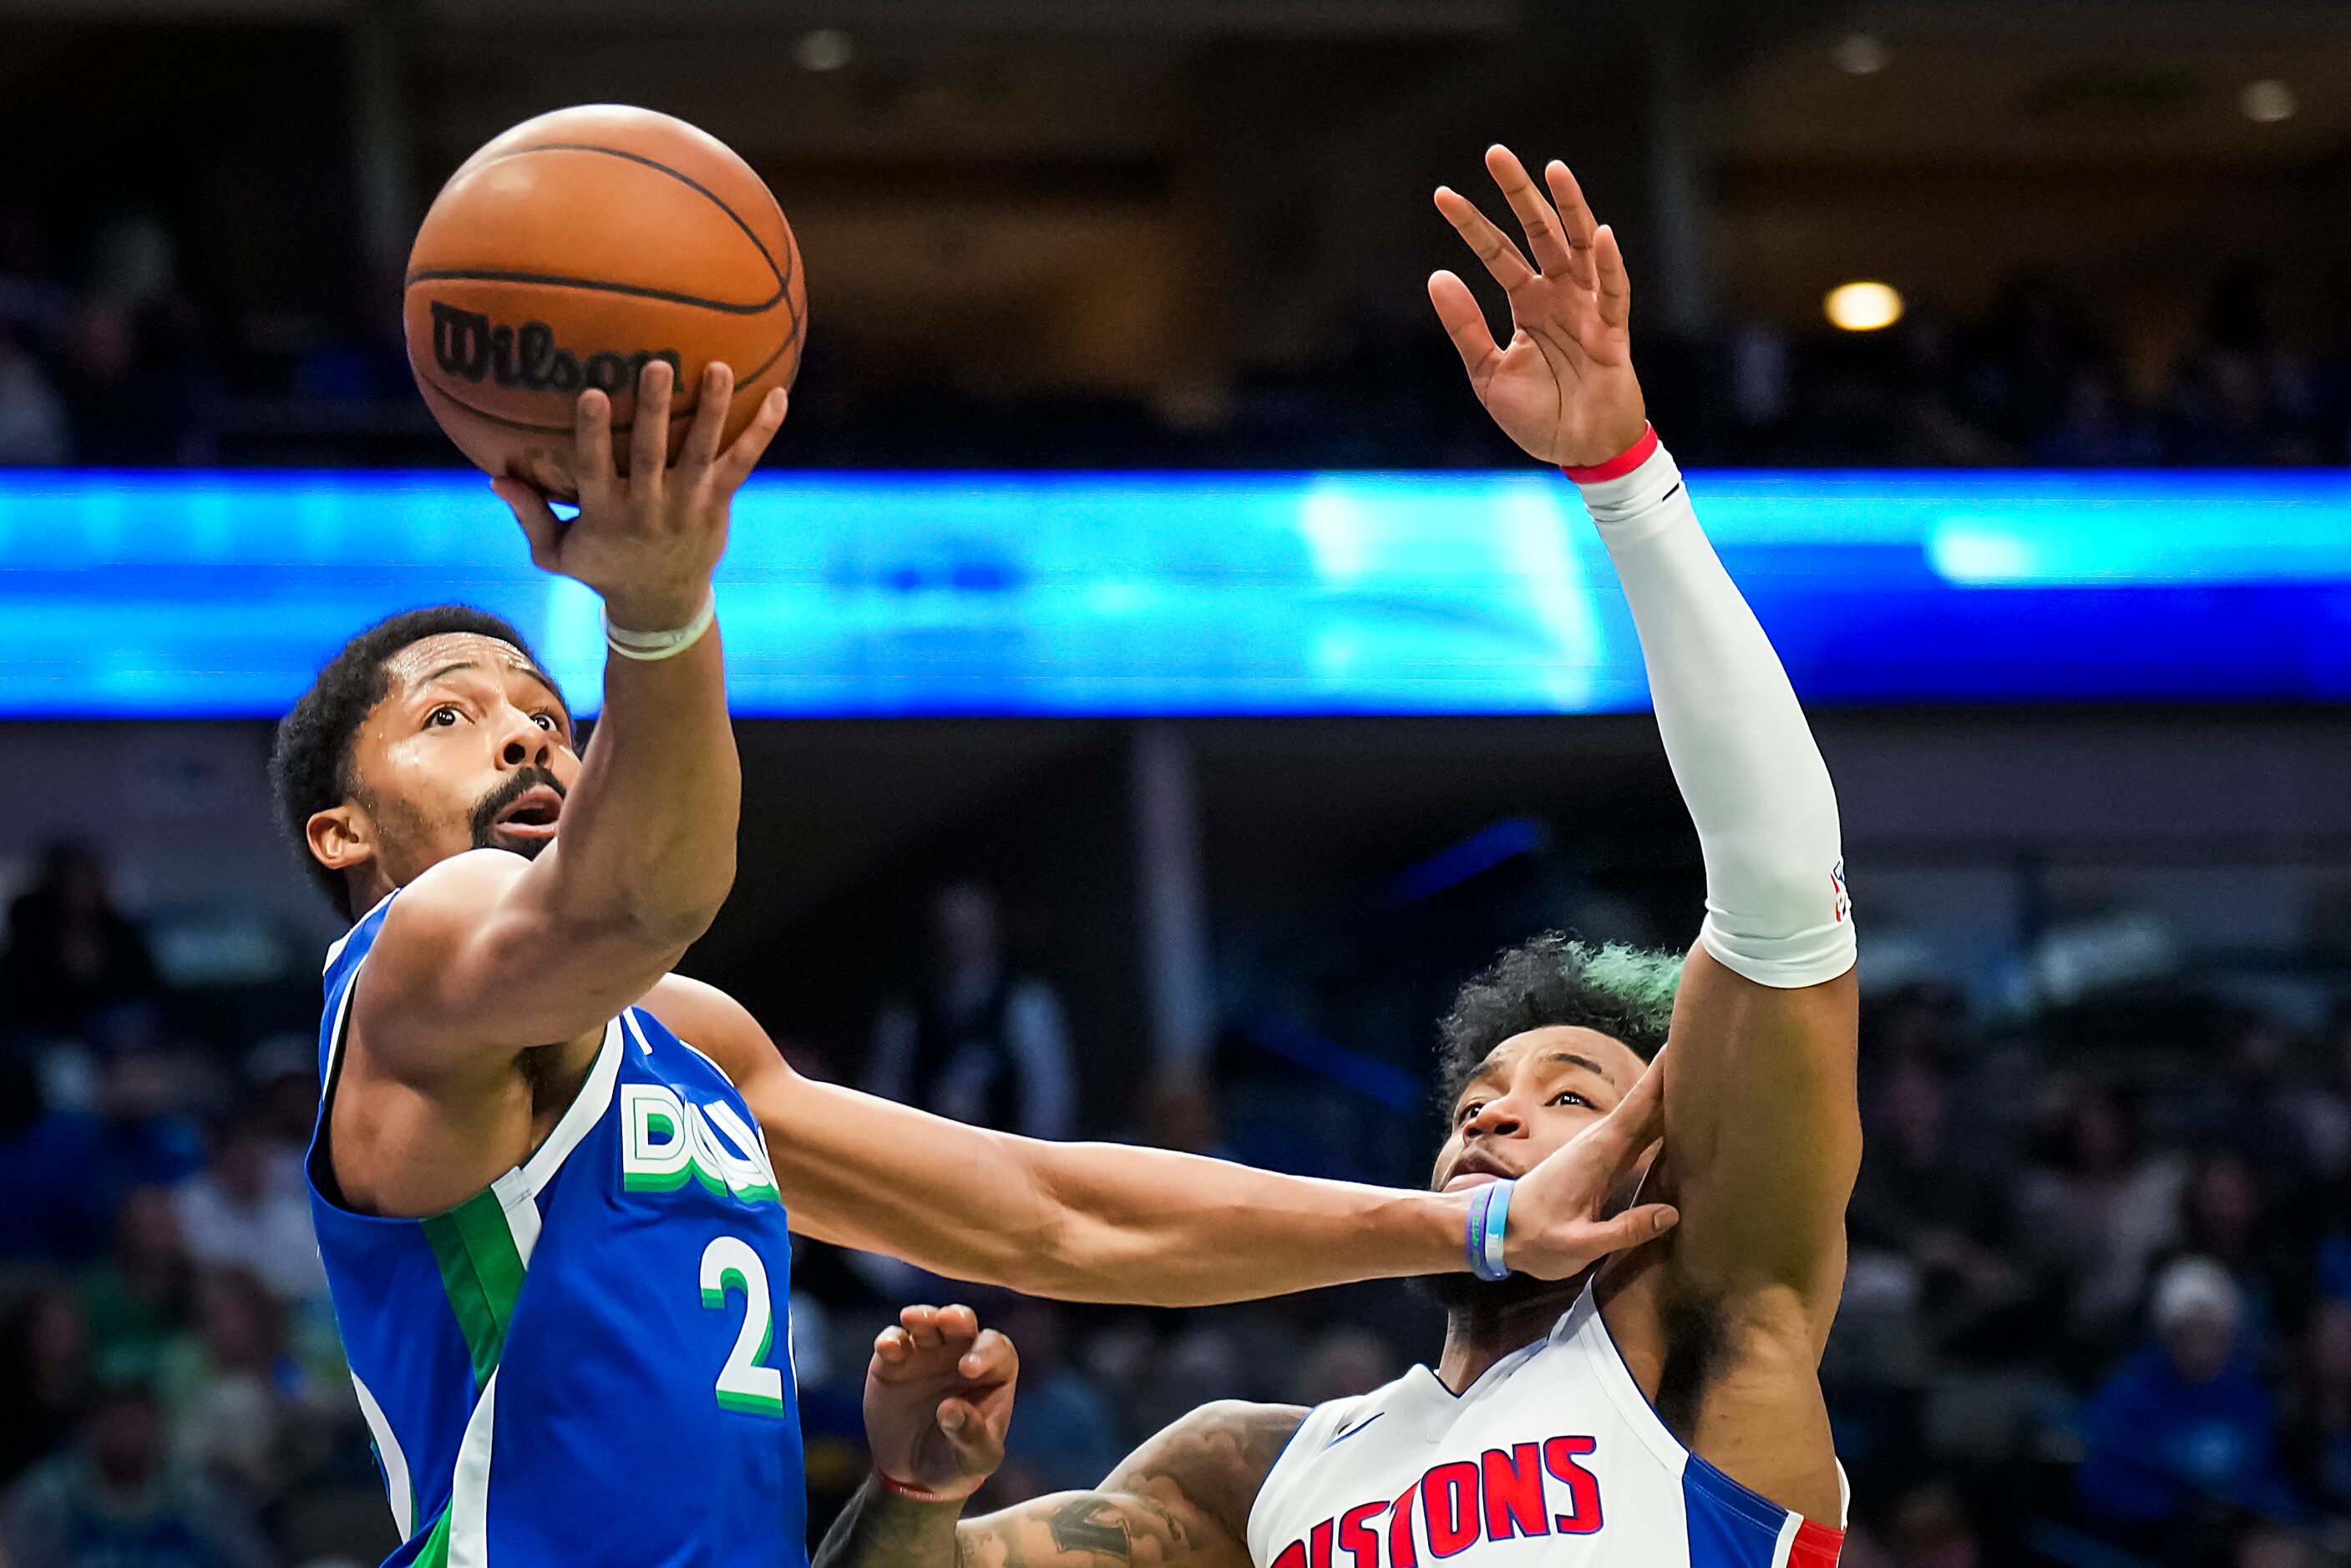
xmin=307 ymin=803 xmax=375 ymax=876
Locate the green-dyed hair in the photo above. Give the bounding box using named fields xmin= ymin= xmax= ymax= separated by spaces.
xmin=1434 ymin=933 xmax=1682 ymax=1107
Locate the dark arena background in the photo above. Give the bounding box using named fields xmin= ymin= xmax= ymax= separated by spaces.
xmin=2 ymin=2 xmax=2350 ymax=1565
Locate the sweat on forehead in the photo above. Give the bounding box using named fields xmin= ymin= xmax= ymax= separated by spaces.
xmin=383 ymin=632 xmax=560 ymax=700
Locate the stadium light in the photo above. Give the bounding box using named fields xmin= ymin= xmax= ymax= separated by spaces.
xmin=794 ymin=29 xmax=854 ymax=71
xmin=1833 ymin=33 xmax=1891 ymax=75
xmin=1825 ymin=281 xmax=1904 ymax=331
xmin=2241 ymin=79 xmax=2298 ymax=124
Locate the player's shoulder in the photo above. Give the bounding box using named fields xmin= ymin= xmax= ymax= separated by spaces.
xmin=641 ymin=973 xmax=778 ymax=1081
xmin=371 ymin=847 xmax=529 ymax=944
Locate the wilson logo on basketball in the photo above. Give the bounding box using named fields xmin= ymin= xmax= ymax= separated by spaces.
xmin=428 ymin=301 xmax=683 ymax=397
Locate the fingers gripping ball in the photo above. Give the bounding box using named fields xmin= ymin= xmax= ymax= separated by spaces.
xmin=404 ymin=104 xmax=807 ymax=498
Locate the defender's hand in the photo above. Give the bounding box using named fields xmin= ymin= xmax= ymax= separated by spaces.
xmin=1501 ymin=1051 xmax=1680 ymax=1278
xmin=1429 ymin=146 xmax=1647 ymax=469
xmin=492 ymin=359 xmax=788 ymax=633
xmin=865 ymin=1304 xmax=1018 ymax=1503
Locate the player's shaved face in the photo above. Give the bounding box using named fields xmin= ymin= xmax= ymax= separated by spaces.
xmin=346 ymin=633 xmax=580 ymax=888
xmin=1431 ymin=1026 xmax=1649 ymax=1192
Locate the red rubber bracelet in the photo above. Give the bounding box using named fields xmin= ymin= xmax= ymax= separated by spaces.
xmin=1561 ymin=422 xmax=1659 ymax=483
xmin=876 ymin=1469 xmax=961 ymax=1505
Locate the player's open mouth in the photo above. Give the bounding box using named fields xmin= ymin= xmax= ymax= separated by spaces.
xmin=1443 ymin=1151 xmax=1519 ymax=1191
xmin=492 ymin=786 xmax=565 ymax=841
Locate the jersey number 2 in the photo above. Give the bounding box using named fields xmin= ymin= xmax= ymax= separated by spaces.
xmin=700 ymin=1236 xmax=789 ymax=1417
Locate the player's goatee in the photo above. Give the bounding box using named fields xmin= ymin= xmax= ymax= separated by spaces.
xmin=470 ymin=766 xmax=567 ymax=858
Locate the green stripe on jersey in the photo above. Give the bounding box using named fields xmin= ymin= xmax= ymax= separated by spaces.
xmin=413 ymin=1502 xmax=453 ymax=1568
xmin=423 ymin=1187 xmax=528 ymax=1390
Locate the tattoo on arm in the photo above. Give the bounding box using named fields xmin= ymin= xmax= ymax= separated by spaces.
xmin=957 ymin=1402 xmax=1308 ymax=1568
xmin=1046 ymin=1498 xmax=1152 ymax=1560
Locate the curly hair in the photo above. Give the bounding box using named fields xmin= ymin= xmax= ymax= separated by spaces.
xmin=270 ymin=605 xmax=557 ymax=915
xmin=1434 ymin=933 xmax=1682 ymax=1107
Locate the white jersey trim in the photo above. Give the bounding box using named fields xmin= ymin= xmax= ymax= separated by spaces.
xmin=1560 ymin=1281 xmax=1692 ymax=1474
xmin=520 ymin=1018 xmax=623 ymax=1197
xmin=351 ymin=1371 xmax=413 ymax=1540
xmin=322 ymin=890 xmax=397 ymax=975
xmin=448 ymin=1368 xmax=499 ymax=1568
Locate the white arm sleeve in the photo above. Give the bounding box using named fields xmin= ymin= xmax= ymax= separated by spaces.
xmin=1573 ymin=438 xmax=1856 ymax=989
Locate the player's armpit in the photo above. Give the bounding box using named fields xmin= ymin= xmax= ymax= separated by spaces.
xmin=354 ymin=848 xmax=701 ymax=1080
xmin=1651 ymin=945 xmax=1860 ymax=1331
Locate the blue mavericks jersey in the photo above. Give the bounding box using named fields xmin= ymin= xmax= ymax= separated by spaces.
xmin=309 ymin=894 xmax=808 ymax=1568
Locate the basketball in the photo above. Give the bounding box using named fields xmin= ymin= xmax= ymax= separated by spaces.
xmin=403 ymin=104 xmax=805 ymax=497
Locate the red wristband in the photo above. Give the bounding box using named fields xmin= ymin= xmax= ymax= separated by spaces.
xmin=1561 ymin=422 xmax=1659 ymax=483
xmin=876 ymin=1469 xmax=961 ymax=1505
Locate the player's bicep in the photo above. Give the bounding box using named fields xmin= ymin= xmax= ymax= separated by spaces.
xmin=1657 ymin=943 xmax=1860 ymax=1308
xmin=357 ymin=849 xmax=689 ymax=1076
xmin=961 ymin=1402 xmax=1304 ymax=1568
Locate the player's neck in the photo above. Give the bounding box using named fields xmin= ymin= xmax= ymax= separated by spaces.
xmin=1436 ymin=1282 xmax=1583 ymax=1393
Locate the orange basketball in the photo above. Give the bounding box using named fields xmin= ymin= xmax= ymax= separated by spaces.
xmin=404 ymin=104 xmax=805 ymax=498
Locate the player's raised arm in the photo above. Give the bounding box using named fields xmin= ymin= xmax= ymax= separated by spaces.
xmin=346 ymin=361 xmax=788 ymax=1074
xmin=1434 ymin=148 xmax=1860 ymax=1323
xmin=813 ymin=1305 xmax=1294 ymax=1568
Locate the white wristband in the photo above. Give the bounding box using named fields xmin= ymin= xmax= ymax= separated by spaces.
xmin=603 ymin=591 xmax=717 ymax=662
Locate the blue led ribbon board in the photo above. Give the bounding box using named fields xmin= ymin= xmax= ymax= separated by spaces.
xmin=0 ymin=468 xmax=2346 ymax=716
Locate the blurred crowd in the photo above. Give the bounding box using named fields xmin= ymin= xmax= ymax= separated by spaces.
xmin=0 ymin=206 xmax=2343 ymax=470
xmin=4 ymin=842 xmax=2351 ymax=1568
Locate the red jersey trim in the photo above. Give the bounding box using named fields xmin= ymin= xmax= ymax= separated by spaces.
xmin=1560 ymin=422 xmax=1659 ymax=483
xmin=1786 ymin=1517 xmax=1844 ymax=1567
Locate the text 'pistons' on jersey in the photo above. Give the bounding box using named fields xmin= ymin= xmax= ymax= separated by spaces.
xmin=1245 ymin=1288 xmax=1845 ymax=1568
xmin=307 ymin=894 xmax=810 ymax=1568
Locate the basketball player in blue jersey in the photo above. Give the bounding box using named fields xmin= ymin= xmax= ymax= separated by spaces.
xmin=275 ymin=356 xmax=1685 ymax=1568
xmin=813 ymin=147 xmax=1859 ymax=1568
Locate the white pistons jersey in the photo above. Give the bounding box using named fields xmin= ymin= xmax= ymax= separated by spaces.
xmin=1247 ymin=1285 xmax=1844 ymax=1568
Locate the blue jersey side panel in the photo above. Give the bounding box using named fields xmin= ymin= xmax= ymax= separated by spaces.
xmin=309 ymin=896 xmax=808 ymax=1568
xmin=1680 ymin=1457 xmax=1791 ymax=1568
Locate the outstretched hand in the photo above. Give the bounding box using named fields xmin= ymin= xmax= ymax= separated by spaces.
xmin=1429 ymin=145 xmax=1647 ymax=469
xmin=491 ymin=359 xmax=788 ymax=635
xmin=864 ymin=1304 xmax=1019 ymax=1503
xmin=1499 ymin=1051 xmax=1679 ymax=1279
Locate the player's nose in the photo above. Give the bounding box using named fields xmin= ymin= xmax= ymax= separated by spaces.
xmin=1466 ymin=1099 xmax=1524 ymax=1138
xmin=495 ymin=716 xmax=554 ymax=770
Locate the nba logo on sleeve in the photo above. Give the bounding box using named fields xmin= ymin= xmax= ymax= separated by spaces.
xmin=1829 ymin=860 xmax=1850 ymax=924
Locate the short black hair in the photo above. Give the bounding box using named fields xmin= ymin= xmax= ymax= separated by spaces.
xmin=270 ymin=605 xmax=557 ymax=914
xmin=1434 ymin=933 xmax=1682 ymax=1108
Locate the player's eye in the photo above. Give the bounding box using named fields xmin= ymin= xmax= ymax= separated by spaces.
xmin=1551 ymin=1090 xmax=1590 ymax=1110
xmin=532 ymin=712 xmax=560 ymax=733
xmin=1457 ymin=1100 xmax=1485 ymax=1125
xmin=426 ymin=705 xmax=461 ymax=728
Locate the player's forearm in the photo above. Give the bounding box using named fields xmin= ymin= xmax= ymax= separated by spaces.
xmin=1571 ymin=431 xmax=1852 ymax=987
xmin=1011 ymin=1138 xmax=1470 ymax=1304
xmin=542 ymin=619 xmax=739 ymax=944
xmin=814 ymin=1479 xmax=966 ymax=1568
xmin=775 ymin=1085 xmax=1466 ymax=1305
